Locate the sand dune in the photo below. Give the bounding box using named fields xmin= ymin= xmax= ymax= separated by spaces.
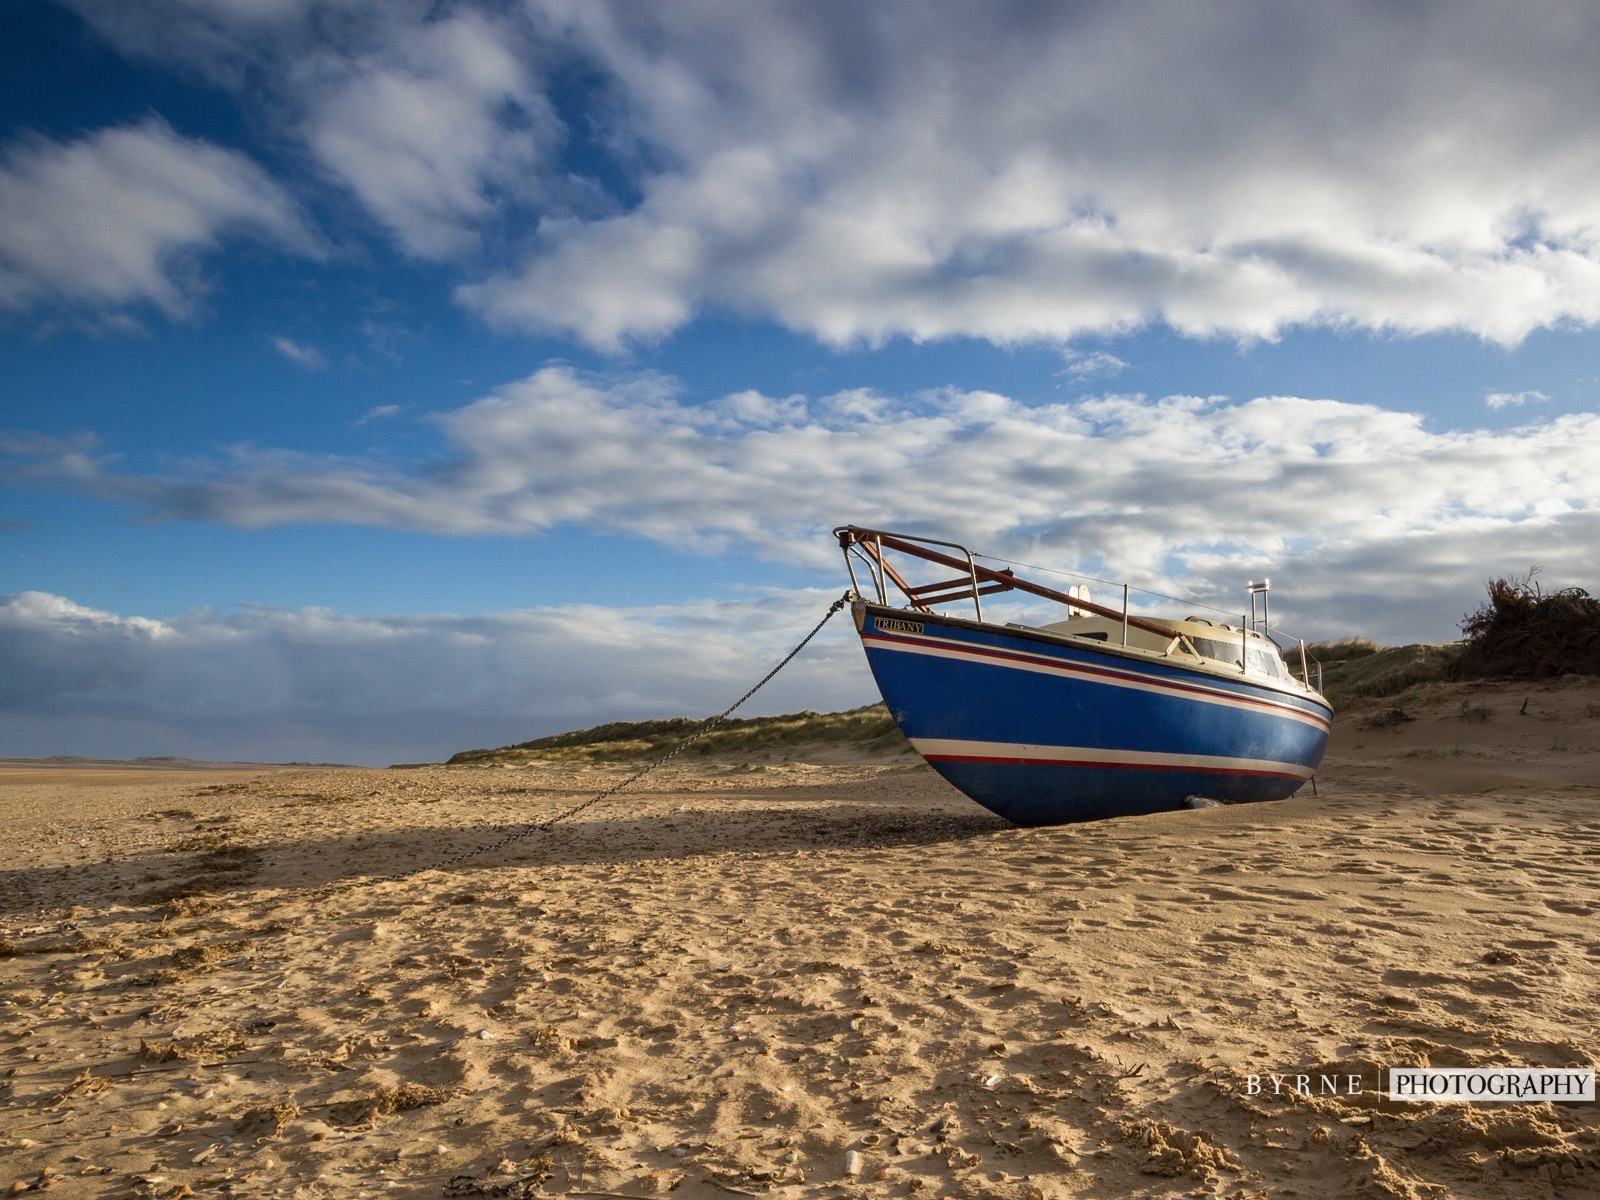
xmin=3 ymin=678 xmax=1598 ymax=1199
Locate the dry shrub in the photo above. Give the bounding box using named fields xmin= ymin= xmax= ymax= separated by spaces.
xmin=1122 ymin=1118 xmax=1242 ymax=1176
xmin=170 ymin=939 xmax=254 ymax=969
xmin=138 ymin=1038 xmax=187 ymax=1063
xmin=1458 ymin=572 xmax=1600 ymax=680
xmin=137 ymin=841 xmax=263 ymax=905
xmin=164 ymin=896 xmax=217 ymax=917
xmin=529 ymin=1024 xmax=575 ymax=1055
xmin=442 ymin=1160 xmax=553 ymax=1198
xmin=139 ymin=1027 xmax=247 ymax=1062
xmin=326 ymin=1083 xmax=457 ymax=1125
xmin=385 ymin=1081 xmax=456 ymax=1111
xmin=138 ymin=882 xmax=216 ymax=906
xmin=48 ymin=1069 xmax=111 ymax=1107
xmin=1361 ymin=708 xmax=1414 ymax=731
xmin=234 ymin=1103 xmax=299 ymax=1139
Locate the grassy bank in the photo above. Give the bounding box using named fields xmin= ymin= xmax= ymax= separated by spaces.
xmin=447 ymin=703 xmax=911 ymax=765
xmin=1303 ymin=638 xmax=1463 ymax=709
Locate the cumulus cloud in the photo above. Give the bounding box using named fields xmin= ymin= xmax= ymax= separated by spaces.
xmin=299 ymin=9 xmax=558 ymax=258
xmin=0 ymin=588 xmax=872 ymax=765
xmin=66 ymin=1 xmax=564 ymax=262
xmin=7 ymin=365 xmax=1599 ymax=642
xmin=1059 ymin=350 xmax=1128 ymax=381
xmin=0 ymin=430 xmax=110 ymax=483
xmin=1485 ymin=390 xmax=1549 ymax=409
xmin=59 ymin=0 xmax=376 ymax=84
xmin=272 ymin=336 xmax=326 ymax=369
xmin=0 ymin=119 xmax=317 ymax=316
xmin=460 ymin=0 xmax=1600 ymax=349
xmin=59 ymin=1 xmax=1600 ymax=349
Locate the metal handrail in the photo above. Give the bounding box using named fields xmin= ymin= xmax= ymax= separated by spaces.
xmin=834 ymin=526 xmax=1184 ymax=643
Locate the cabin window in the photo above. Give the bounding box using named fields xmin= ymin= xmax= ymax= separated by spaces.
xmin=1190 ymin=636 xmax=1240 ymax=666
xmin=1247 ymin=647 xmax=1287 ymax=678
xmin=1190 ymin=636 xmax=1287 ymax=678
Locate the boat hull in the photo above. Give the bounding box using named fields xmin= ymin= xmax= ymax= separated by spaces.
xmin=854 ymin=602 xmax=1331 ymax=826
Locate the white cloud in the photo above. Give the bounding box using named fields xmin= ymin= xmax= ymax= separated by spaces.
xmin=59 ymin=0 xmax=378 ymax=85
xmin=0 ymin=430 xmax=109 ymax=483
xmin=0 ymin=588 xmax=873 ymax=766
xmin=272 ymin=335 xmax=326 ymax=369
xmin=67 ymin=2 xmax=565 ymax=262
xmin=1485 ymin=390 xmax=1549 ymax=409
xmin=463 ymin=0 xmax=1600 ymax=349
xmin=7 ymin=366 xmax=1599 ymax=644
xmin=59 ymin=2 xmax=1600 ymax=349
xmin=1059 ymin=350 xmax=1128 ymax=381
xmin=0 ymin=119 xmax=318 ymax=316
xmin=300 ymin=9 xmax=557 ymax=258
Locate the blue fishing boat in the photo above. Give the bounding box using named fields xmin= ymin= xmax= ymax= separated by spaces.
xmin=836 ymin=526 xmax=1332 ymax=826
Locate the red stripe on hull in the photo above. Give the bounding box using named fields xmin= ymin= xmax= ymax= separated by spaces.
xmin=922 ymin=753 xmax=1307 ymax=781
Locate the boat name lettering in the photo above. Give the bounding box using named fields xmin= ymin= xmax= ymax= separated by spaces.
xmin=875 ymin=617 xmax=925 ymax=636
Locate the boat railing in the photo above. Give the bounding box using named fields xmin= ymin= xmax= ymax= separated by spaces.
xmin=1244 ymin=581 xmax=1324 ymax=692
xmin=834 ymin=525 xmax=1183 ymax=647
xmin=1263 ymin=627 xmax=1324 ymax=695
xmin=836 ymin=525 xmax=1328 ymax=695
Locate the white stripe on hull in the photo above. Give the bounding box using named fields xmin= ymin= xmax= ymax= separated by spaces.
xmin=912 ymin=737 xmax=1316 ymax=780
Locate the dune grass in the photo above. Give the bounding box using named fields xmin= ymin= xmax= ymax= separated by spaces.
xmin=1305 ymin=640 xmax=1463 ymax=709
xmin=448 ymin=703 xmax=911 ymax=765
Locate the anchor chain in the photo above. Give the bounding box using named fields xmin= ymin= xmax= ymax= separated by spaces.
xmin=323 ymin=591 xmax=852 ymax=896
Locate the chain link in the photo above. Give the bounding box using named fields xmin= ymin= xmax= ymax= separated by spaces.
xmin=316 ymin=592 xmax=852 ymax=898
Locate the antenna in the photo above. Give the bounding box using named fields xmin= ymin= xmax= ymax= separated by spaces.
xmin=1247 ymin=578 xmax=1270 ymax=631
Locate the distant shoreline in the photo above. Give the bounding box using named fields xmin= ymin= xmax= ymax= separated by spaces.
xmin=0 ymin=756 xmax=350 ymax=771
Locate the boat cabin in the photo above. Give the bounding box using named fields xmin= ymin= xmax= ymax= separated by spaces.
xmin=1039 ymin=613 xmax=1294 ymax=679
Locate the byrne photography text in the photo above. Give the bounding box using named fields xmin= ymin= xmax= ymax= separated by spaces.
xmin=1245 ymin=1068 xmax=1595 ymax=1103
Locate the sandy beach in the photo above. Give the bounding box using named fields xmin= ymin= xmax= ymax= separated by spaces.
xmin=3 ymin=676 xmax=1598 ymax=1199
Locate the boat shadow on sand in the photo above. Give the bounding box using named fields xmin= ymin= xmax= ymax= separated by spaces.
xmin=2 ymin=794 xmax=1012 ymax=917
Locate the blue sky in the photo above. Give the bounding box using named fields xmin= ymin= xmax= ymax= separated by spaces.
xmin=4 ymin=0 xmax=1600 ymax=764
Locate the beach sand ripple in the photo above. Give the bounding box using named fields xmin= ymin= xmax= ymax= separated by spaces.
xmin=3 ymin=678 xmax=1599 ymax=1198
